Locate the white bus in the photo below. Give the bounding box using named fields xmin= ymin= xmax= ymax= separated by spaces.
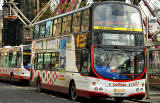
xmin=30 ymin=1 xmax=146 ymax=101
xmin=0 ymin=45 xmax=31 ymax=83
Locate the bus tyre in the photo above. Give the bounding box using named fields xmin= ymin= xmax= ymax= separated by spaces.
xmin=70 ymin=82 xmax=77 ymax=101
xmin=114 ymin=98 xmax=124 ymax=102
xmin=10 ymin=74 xmax=14 ymax=84
xmin=37 ymin=79 xmax=42 ymax=92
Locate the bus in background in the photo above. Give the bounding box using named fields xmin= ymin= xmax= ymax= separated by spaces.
xmin=0 ymin=45 xmax=31 ymax=83
xmin=30 ymin=1 xmax=146 ymax=101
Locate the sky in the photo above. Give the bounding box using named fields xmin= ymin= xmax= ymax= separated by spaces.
xmin=0 ymin=0 xmax=3 ymax=10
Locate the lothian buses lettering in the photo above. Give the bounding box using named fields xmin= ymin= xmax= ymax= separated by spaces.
xmin=94 ymin=26 xmax=142 ymax=32
xmin=113 ymin=83 xmax=127 ymax=86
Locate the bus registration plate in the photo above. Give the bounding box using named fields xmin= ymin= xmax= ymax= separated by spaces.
xmin=113 ymin=89 xmax=125 ymax=96
xmin=113 ymin=93 xmax=125 ymax=97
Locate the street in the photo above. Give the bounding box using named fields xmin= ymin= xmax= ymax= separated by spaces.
xmin=0 ymin=81 xmax=160 ymax=103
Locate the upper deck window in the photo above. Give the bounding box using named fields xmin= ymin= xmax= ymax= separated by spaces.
xmin=93 ymin=3 xmax=142 ymax=32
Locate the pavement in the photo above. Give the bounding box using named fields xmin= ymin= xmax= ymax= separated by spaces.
xmin=141 ymin=87 xmax=160 ymax=103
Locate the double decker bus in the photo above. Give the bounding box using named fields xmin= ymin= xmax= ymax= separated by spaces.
xmin=0 ymin=45 xmax=31 ymax=83
xmin=30 ymin=1 xmax=146 ymax=101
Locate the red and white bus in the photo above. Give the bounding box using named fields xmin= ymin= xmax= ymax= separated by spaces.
xmin=30 ymin=1 xmax=146 ymax=101
xmin=0 ymin=45 xmax=31 ymax=83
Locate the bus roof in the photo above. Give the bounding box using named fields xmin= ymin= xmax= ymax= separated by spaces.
xmin=33 ymin=5 xmax=91 ymax=25
xmin=33 ymin=1 xmax=139 ymax=26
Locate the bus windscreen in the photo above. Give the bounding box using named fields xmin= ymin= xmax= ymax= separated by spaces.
xmin=93 ymin=3 xmax=142 ymax=32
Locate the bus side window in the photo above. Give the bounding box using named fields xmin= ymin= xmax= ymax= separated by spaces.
xmin=3 ymin=53 xmax=9 ymax=68
xmin=81 ymin=9 xmax=89 ymax=32
xmin=9 ymin=53 xmax=12 ymax=67
xmin=72 ymin=12 xmax=81 ymax=33
xmin=40 ymin=23 xmax=46 ymax=39
xmin=50 ymin=52 xmax=59 ymax=70
xmin=1 ymin=53 xmax=4 ymax=68
xmin=46 ymin=20 xmax=52 ymax=38
xmin=44 ymin=53 xmax=51 ymax=70
xmin=34 ymin=53 xmax=38 ymax=70
xmin=33 ymin=24 xmax=40 ymax=39
xmin=75 ymin=50 xmax=81 ymax=72
xmin=16 ymin=52 xmax=21 ymax=68
xmin=37 ymin=53 xmax=43 ymax=70
xmin=54 ymin=18 xmax=62 ymax=36
xmin=74 ymin=33 xmax=87 ymax=49
xmin=11 ymin=52 xmax=16 ymax=67
xmin=62 ymin=15 xmax=71 ymax=35
xmin=0 ymin=53 xmax=2 ymax=67
xmin=50 ymin=20 xmax=54 ymax=37
xmin=80 ymin=49 xmax=90 ymax=73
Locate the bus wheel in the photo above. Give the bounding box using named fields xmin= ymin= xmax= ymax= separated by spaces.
xmin=37 ymin=79 xmax=42 ymax=92
xmin=10 ymin=74 xmax=14 ymax=84
xmin=114 ymin=98 xmax=124 ymax=102
xmin=70 ymin=82 xmax=77 ymax=101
